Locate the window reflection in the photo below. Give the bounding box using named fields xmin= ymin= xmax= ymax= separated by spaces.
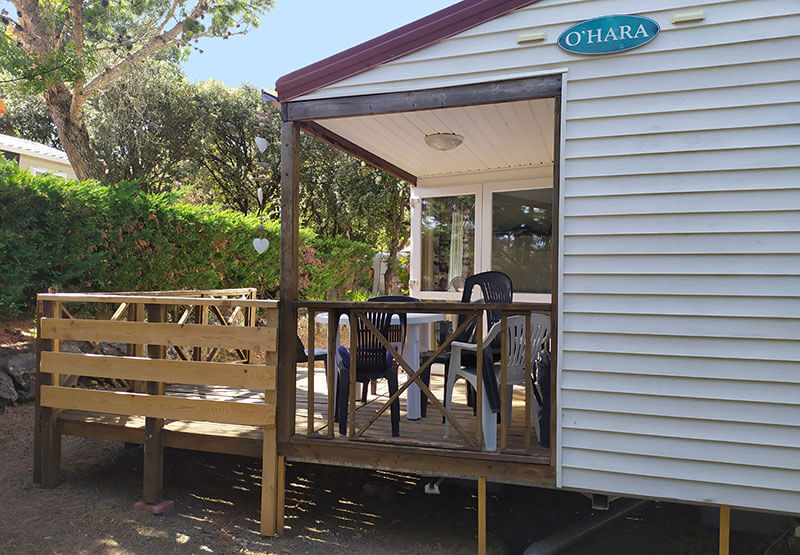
xmin=421 ymin=195 xmax=475 ymax=291
xmin=492 ymin=189 xmax=552 ymax=293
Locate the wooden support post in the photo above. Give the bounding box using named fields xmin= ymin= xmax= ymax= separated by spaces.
xmin=307 ymin=310 xmax=315 ymax=436
xmin=719 ymin=505 xmax=730 ymax=555
xmin=40 ymin=298 xmax=62 ymax=488
xmin=34 ymin=299 xmax=55 ymax=485
xmin=193 ymin=298 xmax=208 ymax=362
xmin=500 ymin=315 xmax=508 ymax=451
xmin=277 ymin=120 xmax=300 ymax=444
xmin=277 ymin=455 xmax=286 ymax=534
xmin=478 ymin=476 xmax=487 ymax=555
xmin=327 ymin=310 xmax=337 ymax=438
xmin=348 ymin=310 xmax=357 ymax=439
xmin=143 ymin=304 xmax=166 ymax=505
xmin=475 ymin=315 xmax=483 ymax=445
xmin=524 ymin=312 xmax=533 ymax=452
xmin=261 ymin=422 xmax=278 ymax=536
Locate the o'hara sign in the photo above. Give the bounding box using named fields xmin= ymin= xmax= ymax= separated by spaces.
xmin=558 ymin=14 xmax=659 ymax=55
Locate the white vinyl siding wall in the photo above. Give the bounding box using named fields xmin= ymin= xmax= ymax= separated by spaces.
xmin=296 ymin=0 xmax=800 ymax=513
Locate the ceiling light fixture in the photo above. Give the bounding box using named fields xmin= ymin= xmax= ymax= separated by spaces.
xmin=424 ymin=133 xmax=464 ymax=151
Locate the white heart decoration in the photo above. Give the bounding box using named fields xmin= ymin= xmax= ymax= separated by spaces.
xmin=255 ymin=137 xmax=268 ymax=153
xmin=253 ymin=237 xmax=270 ymax=254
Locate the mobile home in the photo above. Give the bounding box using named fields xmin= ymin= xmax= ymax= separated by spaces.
xmin=275 ymin=0 xmax=800 ymax=515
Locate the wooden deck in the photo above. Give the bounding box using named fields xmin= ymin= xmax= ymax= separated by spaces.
xmin=58 ymin=363 xmax=551 ymax=470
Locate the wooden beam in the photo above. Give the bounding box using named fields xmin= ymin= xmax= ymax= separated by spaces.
xmin=719 ymin=505 xmax=731 ymax=555
xmin=283 ymin=75 xmax=562 ymax=121
xmin=296 ymin=300 xmax=551 ymax=313
xmin=40 ymin=318 xmax=277 ymax=352
xmin=299 ymin=121 xmax=417 ymax=185
xmin=280 ymin=438 xmax=556 ymax=486
xmin=277 ymin=120 xmax=300 ymax=445
xmin=143 ymin=304 xmax=166 ymax=505
xmin=40 ymin=386 xmax=275 ymax=427
xmin=261 ymin=421 xmax=278 ymax=536
xmin=37 ymin=293 xmax=279 ymax=309
xmin=478 ymin=476 xmax=487 ymax=555
xmin=40 ymin=352 xmax=276 ymax=390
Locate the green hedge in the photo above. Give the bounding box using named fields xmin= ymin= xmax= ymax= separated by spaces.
xmin=0 ymin=162 xmax=374 ymax=318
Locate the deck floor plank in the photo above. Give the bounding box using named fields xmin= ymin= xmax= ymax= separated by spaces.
xmin=56 ymin=363 xmax=550 ymax=465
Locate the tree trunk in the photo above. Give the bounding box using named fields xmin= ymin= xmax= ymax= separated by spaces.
xmin=44 ymin=86 xmax=106 ymax=181
xmin=384 ymin=248 xmax=397 ymax=294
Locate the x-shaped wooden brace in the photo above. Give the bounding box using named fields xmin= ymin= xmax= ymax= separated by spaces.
xmin=351 ymin=311 xmax=479 ymax=449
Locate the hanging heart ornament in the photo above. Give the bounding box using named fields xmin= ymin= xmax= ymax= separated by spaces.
xmin=253 ymin=237 xmax=270 ymax=254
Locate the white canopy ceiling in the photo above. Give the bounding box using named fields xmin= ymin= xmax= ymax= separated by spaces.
xmin=315 ymin=97 xmax=555 ymax=179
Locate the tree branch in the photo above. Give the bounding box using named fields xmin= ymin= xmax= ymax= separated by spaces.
xmin=69 ymin=0 xmax=84 ymax=121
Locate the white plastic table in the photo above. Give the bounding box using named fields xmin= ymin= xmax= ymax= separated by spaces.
xmin=316 ymin=311 xmax=445 ymax=420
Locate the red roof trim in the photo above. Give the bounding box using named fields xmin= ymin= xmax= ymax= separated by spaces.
xmin=275 ymin=0 xmax=543 ymax=102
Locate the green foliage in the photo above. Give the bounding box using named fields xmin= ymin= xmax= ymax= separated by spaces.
xmin=0 ymin=161 xmax=373 ymax=318
xmin=0 ymin=87 xmax=61 ymax=148
xmin=86 ymin=59 xmax=200 ymax=190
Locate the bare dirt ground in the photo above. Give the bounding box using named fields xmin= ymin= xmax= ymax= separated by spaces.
xmin=3 ymin=403 xmax=794 ymax=555
xmin=1 ymin=318 xmax=796 ymax=555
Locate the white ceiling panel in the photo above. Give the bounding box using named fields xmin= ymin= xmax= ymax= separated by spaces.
xmin=316 ymin=97 xmax=555 ymax=179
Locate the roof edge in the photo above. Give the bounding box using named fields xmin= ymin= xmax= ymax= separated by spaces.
xmin=275 ymin=0 xmax=542 ymax=102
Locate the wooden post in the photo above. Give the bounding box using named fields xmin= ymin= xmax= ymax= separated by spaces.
xmin=277 ymin=120 xmax=300 ymax=444
xmin=193 ymin=297 xmax=208 ymax=362
xmin=143 ymin=304 xmax=166 ymax=505
xmin=261 ymin=420 xmax=278 ymax=536
xmin=475 ymin=314 xmax=483 ymax=445
xmin=276 ymin=455 xmax=286 ymax=534
xmin=500 ymin=315 xmax=508 ymax=451
xmin=478 ymin=476 xmax=487 ymax=555
xmin=348 ymin=310 xmax=357 ymax=439
xmin=719 ymin=505 xmax=731 ymax=555
xmin=524 ymin=311 xmax=533 ymax=452
xmin=39 ymin=299 xmax=61 ymax=488
xmin=327 ymin=310 xmax=337 ymax=438
xmin=307 ymin=309 xmax=315 ymax=436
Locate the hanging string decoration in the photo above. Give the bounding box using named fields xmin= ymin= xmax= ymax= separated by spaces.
xmin=252 ymin=186 xmax=270 ymax=254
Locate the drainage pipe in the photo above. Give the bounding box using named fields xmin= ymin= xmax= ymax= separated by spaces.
xmin=523 ymin=498 xmax=650 ymax=555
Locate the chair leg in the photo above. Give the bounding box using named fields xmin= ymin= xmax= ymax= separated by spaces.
xmin=420 ymin=367 xmax=430 ymax=418
xmin=481 ymin=387 xmax=497 ymax=452
xmin=443 ymin=359 xmax=459 ymax=439
xmin=361 ymin=381 xmax=369 ymax=404
xmin=337 ymin=368 xmax=349 ymax=436
xmin=387 ymin=372 xmax=400 ymax=437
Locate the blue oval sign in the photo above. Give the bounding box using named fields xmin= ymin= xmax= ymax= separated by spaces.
xmin=558 ymin=14 xmax=659 ymax=55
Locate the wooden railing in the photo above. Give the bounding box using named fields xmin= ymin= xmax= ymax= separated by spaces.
xmin=35 ymin=289 xmax=283 ymax=535
xmin=294 ymin=300 xmax=552 ymax=456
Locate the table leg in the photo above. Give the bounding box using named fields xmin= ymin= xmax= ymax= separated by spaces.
xmin=405 ymin=325 xmax=422 ymax=420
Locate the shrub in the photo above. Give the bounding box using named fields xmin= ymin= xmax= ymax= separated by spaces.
xmin=0 ymin=162 xmax=374 ymax=317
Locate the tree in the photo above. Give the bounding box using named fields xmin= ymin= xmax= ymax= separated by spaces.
xmin=193 ymin=80 xmax=273 ymax=214
xmin=0 ymin=0 xmax=273 ymax=180
xmin=87 ymin=57 xmax=200 ymax=191
xmin=0 ymin=85 xmax=60 ymax=147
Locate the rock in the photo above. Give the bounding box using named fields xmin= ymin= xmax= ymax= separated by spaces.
xmin=5 ymin=351 xmax=36 ymax=399
xmin=0 ymin=370 xmax=19 ymax=410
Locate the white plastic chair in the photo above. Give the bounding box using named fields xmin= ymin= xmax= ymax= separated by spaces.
xmin=444 ymin=313 xmax=550 ymax=451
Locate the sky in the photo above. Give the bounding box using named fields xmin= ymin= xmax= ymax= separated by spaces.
xmin=181 ymin=0 xmax=458 ymax=91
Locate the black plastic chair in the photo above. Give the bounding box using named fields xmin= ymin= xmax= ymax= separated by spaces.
xmin=336 ymin=300 xmax=411 ymax=437
xmin=449 ymin=271 xmax=513 ymax=414
xmin=359 ymin=295 xmax=420 ymax=403
xmin=296 ymin=335 xmax=335 ymax=420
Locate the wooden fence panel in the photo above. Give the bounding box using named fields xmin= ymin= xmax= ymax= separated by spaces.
xmin=40 ymin=386 xmax=275 ymax=427
xmin=40 ymin=352 xmax=276 ymax=390
xmin=40 ymin=318 xmax=277 ymax=351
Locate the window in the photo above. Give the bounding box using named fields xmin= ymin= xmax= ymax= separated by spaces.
xmin=491 ymin=189 xmax=552 ymax=294
xmin=420 ymin=195 xmax=475 ymax=292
